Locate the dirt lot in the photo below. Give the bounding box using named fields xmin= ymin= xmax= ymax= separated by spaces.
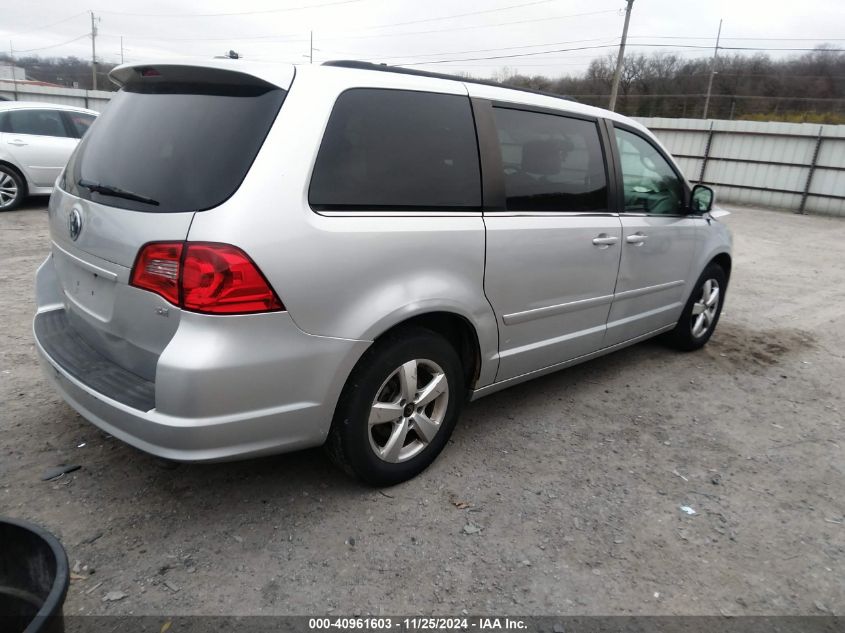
xmin=1 ymin=200 xmax=843 ymax=616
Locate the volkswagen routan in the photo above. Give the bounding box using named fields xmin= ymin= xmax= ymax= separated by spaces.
xmin=34 ymin=60 xmax=732 ymax=485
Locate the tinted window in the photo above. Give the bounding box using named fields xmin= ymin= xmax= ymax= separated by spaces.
xmin=63 ymin=74 xmax=285 ymax=213
xmin=492 ymin=107 xmax=608 ymax=212
xmin=309 ymin=89 xmax=481 ymax=209
xmin=6 ymin=109 xmax=70 ymax=137
xmin=615 ymin=127 xmax=684 ymax=215
xmin=66 ymin=112 xmax=97 ymax=138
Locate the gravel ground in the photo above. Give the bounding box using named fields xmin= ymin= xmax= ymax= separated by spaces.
xmin=1 ymin=199 xmax=843 ymax=616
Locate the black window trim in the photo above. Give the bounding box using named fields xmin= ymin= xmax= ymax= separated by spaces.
xmin=490 ymin=100 xmax=599 ymax=123
xmin=308 ymin=86 xmax=484 ymax=215
xmin=478 ymin=100 xmax=616 ymax=215
xmin=606 ymin=120 xmax=694 ymax=218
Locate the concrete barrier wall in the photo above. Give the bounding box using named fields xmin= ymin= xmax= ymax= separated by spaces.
xmin=0 ymin=81 xmax=112 ymax=112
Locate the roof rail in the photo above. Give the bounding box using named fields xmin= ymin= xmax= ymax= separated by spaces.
xmin=321 ymin=60 xmax=575 ymax=103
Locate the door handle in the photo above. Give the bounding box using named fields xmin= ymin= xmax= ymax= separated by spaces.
xmin=7 ymin=139 xmax=27 ymax=146
xmin=626 ymin=232 xmax=648 ymax=245
xmin=592 ymin=234 xmax=619 ymax=248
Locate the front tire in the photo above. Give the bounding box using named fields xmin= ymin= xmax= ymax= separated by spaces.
xmin=0 ymin=165 xmax=25 ymax=211
xmin=664 ymin=263 xmax=727 ymax=351
xmin=326 ymin=327 xmax=464 ymax=486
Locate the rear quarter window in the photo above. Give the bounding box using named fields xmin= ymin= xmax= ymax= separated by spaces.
xmin=309 ymin=88 xmax=481 ymax=210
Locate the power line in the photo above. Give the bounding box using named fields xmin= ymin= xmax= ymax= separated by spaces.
xmin=357 ymin=37 xmax=618 ymax=62
xmin=2 ymin=11 xmax=88 ymax=37
xmin=98 ymin=8 xmax=620 ymax=44
xmin=94 ymin=0 xmax=368 ymax=18
xmin=341 ymin=0 xmax=578 ymax=31
xmin=324 ymin=8 xmax=620 ymax=40
xmin=11 ymin=34 xmax=90 ymax=53
xmin=713 ymin=45 xmax=845 ymax=52
xmin=628 ymin=35 xmax=845 ymax=42
xmin=400 ymin=43 xmax=618 ymax=65
xmin=98 ymin=32 xmax=307 ymax=44
xmin=398 ymin=43 xmax=845 ymax=66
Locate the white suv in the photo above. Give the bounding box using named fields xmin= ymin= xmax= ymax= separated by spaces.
xmin=34 ymin=60 xmax=731 ymax=485
xmin=0 ymin=102 xmax=97 ymax=210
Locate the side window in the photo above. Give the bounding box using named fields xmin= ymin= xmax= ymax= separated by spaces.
xmin=614 ymin=127 xmax=684 ymax=215
xmin=309 ymin=88 xmax=481 ymax=210
xmin=65 ymin=112 xmax=96 ymax=138
xmin=6 ymin=109 xmax=71 ymax=138
xmin=491 ymin=107 xmax=608 ymax=212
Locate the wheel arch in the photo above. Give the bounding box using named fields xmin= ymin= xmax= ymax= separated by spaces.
xmin=369 ymin=310 xmax=485 ymax=393
xmin=709 ymin=251 xmax=732 ymax=283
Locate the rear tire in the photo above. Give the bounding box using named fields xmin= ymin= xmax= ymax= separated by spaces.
xmin=326 ymin=327 xmax=464 ymax=486
xmin=0 ymin=165 xmax=25 ymax=211
xmin=664 ymin=263 xmax=727 ymax=351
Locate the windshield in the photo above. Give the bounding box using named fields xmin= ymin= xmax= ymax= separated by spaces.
xmin=62 ymin=70 xmax=286 ymax=213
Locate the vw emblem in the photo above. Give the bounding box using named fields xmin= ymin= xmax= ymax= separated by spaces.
xmin=68 ymin=208 xmax=82 ymax=241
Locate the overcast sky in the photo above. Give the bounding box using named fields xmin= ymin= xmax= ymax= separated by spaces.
xmin=3 ymin=0 xmax=844 ymax=81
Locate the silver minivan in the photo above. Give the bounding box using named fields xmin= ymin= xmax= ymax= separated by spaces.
xmin=34 ymin=60 xmax=732 ymax=485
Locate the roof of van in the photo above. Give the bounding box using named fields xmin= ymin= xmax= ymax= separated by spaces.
xmin=322 ymin=60 xmax=578 ymax=103
xmin=318 ymin=60 xmax=646 ymax=132
xmin=107 ymin=58 xmax=647 ymax=134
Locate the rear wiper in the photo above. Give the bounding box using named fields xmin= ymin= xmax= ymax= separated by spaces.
xmin=77 ymin=179 xmax=160 ymax=206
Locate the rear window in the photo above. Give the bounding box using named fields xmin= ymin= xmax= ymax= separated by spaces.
xmin=62 ymin=70 xmax=286 ymax=213
xmin=309 ymin=88 xmax=481 ymax=210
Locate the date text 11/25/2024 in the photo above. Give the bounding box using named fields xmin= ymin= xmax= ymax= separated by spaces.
xmin=308 ymin=617 xmax=528 ymax=630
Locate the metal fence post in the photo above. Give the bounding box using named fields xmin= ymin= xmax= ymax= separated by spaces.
xmin=798 ymin=126 xmax=824 ymax=215
xmin=698 ymin=121 xmax=715 ymax=183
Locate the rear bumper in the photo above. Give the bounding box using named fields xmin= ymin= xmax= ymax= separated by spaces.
xmin=34 ymin=261 xmax=370 ymax=462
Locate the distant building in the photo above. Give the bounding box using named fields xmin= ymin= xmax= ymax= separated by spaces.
xmin=0 ymin=64 xmax=26 ymax=81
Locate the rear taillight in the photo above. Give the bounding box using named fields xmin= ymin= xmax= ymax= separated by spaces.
xmin=131 ymin=242 xmax=182 ymax=305
xmin=130 ymin=242 xmax=283 ymax=315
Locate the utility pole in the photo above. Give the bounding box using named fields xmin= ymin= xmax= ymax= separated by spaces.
xmin=309 ymin=31 xmax=313 ymax=64
xmin=90 ymin=11 xmax=98 ymax=90
xmin=9 ymin=40 xmax=19 ymax=101
xmin=702 ymin=19 xmax=723 ymax=119
xmin=120 ymin=36 xmax=124 ymax=64
xmin=608 ymin=0 xmax=634 ymax=112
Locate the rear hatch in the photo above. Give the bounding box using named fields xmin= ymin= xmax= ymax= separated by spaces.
xmin=47 ymin=63 xmax=290 ymax=381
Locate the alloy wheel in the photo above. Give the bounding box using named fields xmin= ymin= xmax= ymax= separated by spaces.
xmin=368 ymin=358 xmax=449 ymax=463
xmin=691 ymin=278 xmax=720 ymax=338
xmin=0 ymin=172 xmax=19 ymax=208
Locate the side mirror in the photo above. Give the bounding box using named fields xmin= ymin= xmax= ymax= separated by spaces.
xmin=690 ymin=184 xmax=714 ymax=213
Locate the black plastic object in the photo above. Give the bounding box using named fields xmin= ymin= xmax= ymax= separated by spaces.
xmin=0 ymin=517 xmax=69 ymax=633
